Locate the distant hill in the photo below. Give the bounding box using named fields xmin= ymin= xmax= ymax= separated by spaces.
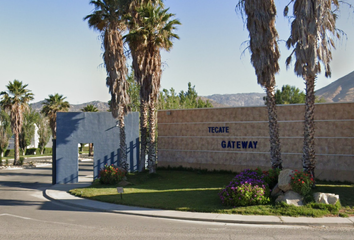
xmin=197 ymin=96 xmax=229 ymax=108
xmin=30 ymin=100 xmax=109 ymax=112
xmin=204 ymin=93 xmax=265 ymax=107
xmin=315 ymin=71 xmax=354 ymax=102
xmin=29 ymin=71 xmax=354 ymax=112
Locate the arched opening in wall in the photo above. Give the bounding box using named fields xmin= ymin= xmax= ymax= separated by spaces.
xmin=78 ymin=143 xmax=94 ymax=183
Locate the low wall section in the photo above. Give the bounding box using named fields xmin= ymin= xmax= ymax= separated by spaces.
xmin=157 ymin=102 xmax=354 ymax=182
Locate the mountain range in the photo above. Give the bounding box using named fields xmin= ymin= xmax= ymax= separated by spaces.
xmin=30 ymin=71 xmax=354 ymax=111
xmin=315 ymin=71 xmax=354 ymax=103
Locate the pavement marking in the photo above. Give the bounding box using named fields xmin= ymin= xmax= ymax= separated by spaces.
xmin=0 ymin=213 xmax=99 ymax=229
xmin=0 ymin=213 xmax=32 ymax=220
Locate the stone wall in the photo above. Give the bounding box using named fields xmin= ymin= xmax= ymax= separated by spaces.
xmin=157 ymin=102 xmax=354 ymax=182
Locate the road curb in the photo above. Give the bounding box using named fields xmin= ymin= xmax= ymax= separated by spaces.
xmin=43 ymin=187 xmax=354 ymax=227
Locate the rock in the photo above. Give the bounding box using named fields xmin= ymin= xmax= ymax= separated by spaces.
xmin=271 ymin=183 xmax=283 ymax=198
xmin=313 ymin=192 xmax=340 ymax=205
xmin=276 ymin=191 xmax=304 ymax=206
xmin=275 ymin=193 xmax=285 ymax=203
xmin=278 ymin=169 xmax=295 ymax=192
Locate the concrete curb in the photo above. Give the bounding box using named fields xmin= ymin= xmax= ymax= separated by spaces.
xmin=44 ymin=184 xmax=354 ymax=227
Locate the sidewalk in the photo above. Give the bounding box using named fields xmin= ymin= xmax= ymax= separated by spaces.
xmin=44 ymin=183 xmax=354 ymax=227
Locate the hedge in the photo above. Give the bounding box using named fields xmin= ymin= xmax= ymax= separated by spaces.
xmin=5 ymin=147 xmax=52 ymax=157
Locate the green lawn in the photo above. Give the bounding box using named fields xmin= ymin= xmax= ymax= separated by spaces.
xmin=69 ymin=169 xmax=354 ymax=217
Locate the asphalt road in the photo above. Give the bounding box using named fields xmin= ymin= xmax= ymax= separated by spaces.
xmin=0 ymin=162 xmax=353 ymax=240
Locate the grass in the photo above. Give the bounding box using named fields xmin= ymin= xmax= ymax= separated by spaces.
xmin=69 ymin=169 xmax=354 ymax=218
xmin=2 ymin=153 xmax=52 ymax=159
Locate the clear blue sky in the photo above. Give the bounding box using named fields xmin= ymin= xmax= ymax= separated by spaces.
xmin=0 ymin=0 xmax=353 ymax=104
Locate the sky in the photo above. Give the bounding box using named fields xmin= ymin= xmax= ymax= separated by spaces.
xmin=0 ymin=0 xmax=353 ymax=104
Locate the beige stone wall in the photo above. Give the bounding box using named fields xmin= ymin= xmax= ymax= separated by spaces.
xmin=157 ymin=102 xmax=354 ymax=182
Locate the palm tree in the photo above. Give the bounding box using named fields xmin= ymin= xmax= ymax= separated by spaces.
xmin=125 ymin=2 xmax=180 ymax=173
xmin=126 ymin=0 xmax=164 ymax=172
xmin=84 ymin=0 xmax=131 ymax=171
xmin=236 ymin=0 xmax=282 ymax=169
xmin=0 ymin=80 xmax=34 ymax=165
xmin=285 ymin=0 xmax=339 ymax=181
xmin=41 ymin=93 xmax=70 ymax=139
xmin=81 ymin=104 xmax=99 ymax=156
xmin=81 ymin=104 xmax=99 ymax=112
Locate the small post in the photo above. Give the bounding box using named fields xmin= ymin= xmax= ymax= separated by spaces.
xmin=117 ymin=187 xmax=124 ymax=199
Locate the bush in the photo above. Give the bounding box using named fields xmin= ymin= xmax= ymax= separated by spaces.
xmin=19 ymin=157 xmax=25 ymax=165
xmin=43 ymin=148 xmax=52 ymax=155
xmin=25 ymin=148 xmax=37 ymax=155
xmin=219 ymin=169 xmax=270 ymax=206
xmin=290 ymin=170 xmax=314 ymax=196
xmin=99 ymin=165 xmax=126 ymax=185
xmin=256 ymin=168 xmax=280 ymax=189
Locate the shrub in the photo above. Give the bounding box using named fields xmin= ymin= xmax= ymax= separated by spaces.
xmin=290 ymin=170 xmax=314 ymax=196
xmin=25 ymin=148 xmax=37 ymax=155
xmin=43 ymin=148 xmax=52 ymax=155
xmin=99 ymin=165 xmax=126 ymax=185
xmin=256 ymin=168 xmax=280 ymax=189
xmin=231 ymin=169 xmax=266 ymax=186
xmin=19 ymin=157 xmax=25 ymax=165
xmin=219 ymin=169 xmax=270 ymax=206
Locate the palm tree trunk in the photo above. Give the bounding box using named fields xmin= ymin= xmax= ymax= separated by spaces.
xmin=14 ymin=132 xmax=20 ymax=165
xmin=139 ymin=100 xmax=148 ymax=172
xmin=118 ymin=106 xmax=128 ymax=171
xmin=266 ymin=86 xmax=282 ymax=169
xmin=303 ymin=76 xmax=316 ymax=183
xmin=148 ymin=102 xmax=157 ymax=174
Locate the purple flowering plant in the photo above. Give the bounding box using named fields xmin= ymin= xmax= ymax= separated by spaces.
xmin=219 ymin=169 xmax=271 ymax=206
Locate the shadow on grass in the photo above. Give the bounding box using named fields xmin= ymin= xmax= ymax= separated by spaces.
xmin=77 ymin=188 xmax=229 ymax=213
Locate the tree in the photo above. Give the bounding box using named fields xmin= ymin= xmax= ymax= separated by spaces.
xmin=285 ymin=0 xmax=339 ymax=181
xmin=127 ymin=71 xmax=140 ymax=112
xmin=264 ymin=85 xmax=305 ymax=104
xmin=37 ymin=113 xmax=51 ymax=155
xmin=19 ymin=107 xmax=39 ymax=154
xmin=81 ymin=104 xmax=99 ymax=156
xmin=158 ymin=82 xmax=213 ymax=110
xmin=125 ymin=0 xmax=165 ymax=172
xmin=0 ymin=80 xmax=34 ymax=165
xmin=85 ymin=0 xmax=131 ymax=171
xmin=0 ymin=110 xmax=12 ymax=160
xmin=125 ymin=2 xmax=181 ymax=173
xmin=81 ymin=104 xmax=99 ymax=112
xmin=263 ymin=85 xmax=327 ymax=104
xmin=41 ymin=93 xmax=70 ymax=139
xmin=237 ymin=0 xmax=282 ymax=169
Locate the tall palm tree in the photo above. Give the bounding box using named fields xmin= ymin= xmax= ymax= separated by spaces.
xmin=236 ymin=0 xmax=282 ymax=169
xmin=84 ymin=0 xmax=131 ymax=171
xmin=81 ymin=104 xmax=99 ymax=156
xmin=41 ymin=93 xmax=70 ymax=139
xmin=126 ymin=0 xmax=164 ymax=172
xmin=285 ymin=0 xmax=339 ymax=180
xmin=0 ymin=80 xmax=34 ymax=165
xmin=125 ymin=2 xmax=180 ymax=173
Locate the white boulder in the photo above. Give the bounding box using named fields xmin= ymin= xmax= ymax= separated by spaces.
xmin=313 ymin=192 xmax=340 ymax=205
xmin=276 ymin=191 xmax=304 ymax=207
